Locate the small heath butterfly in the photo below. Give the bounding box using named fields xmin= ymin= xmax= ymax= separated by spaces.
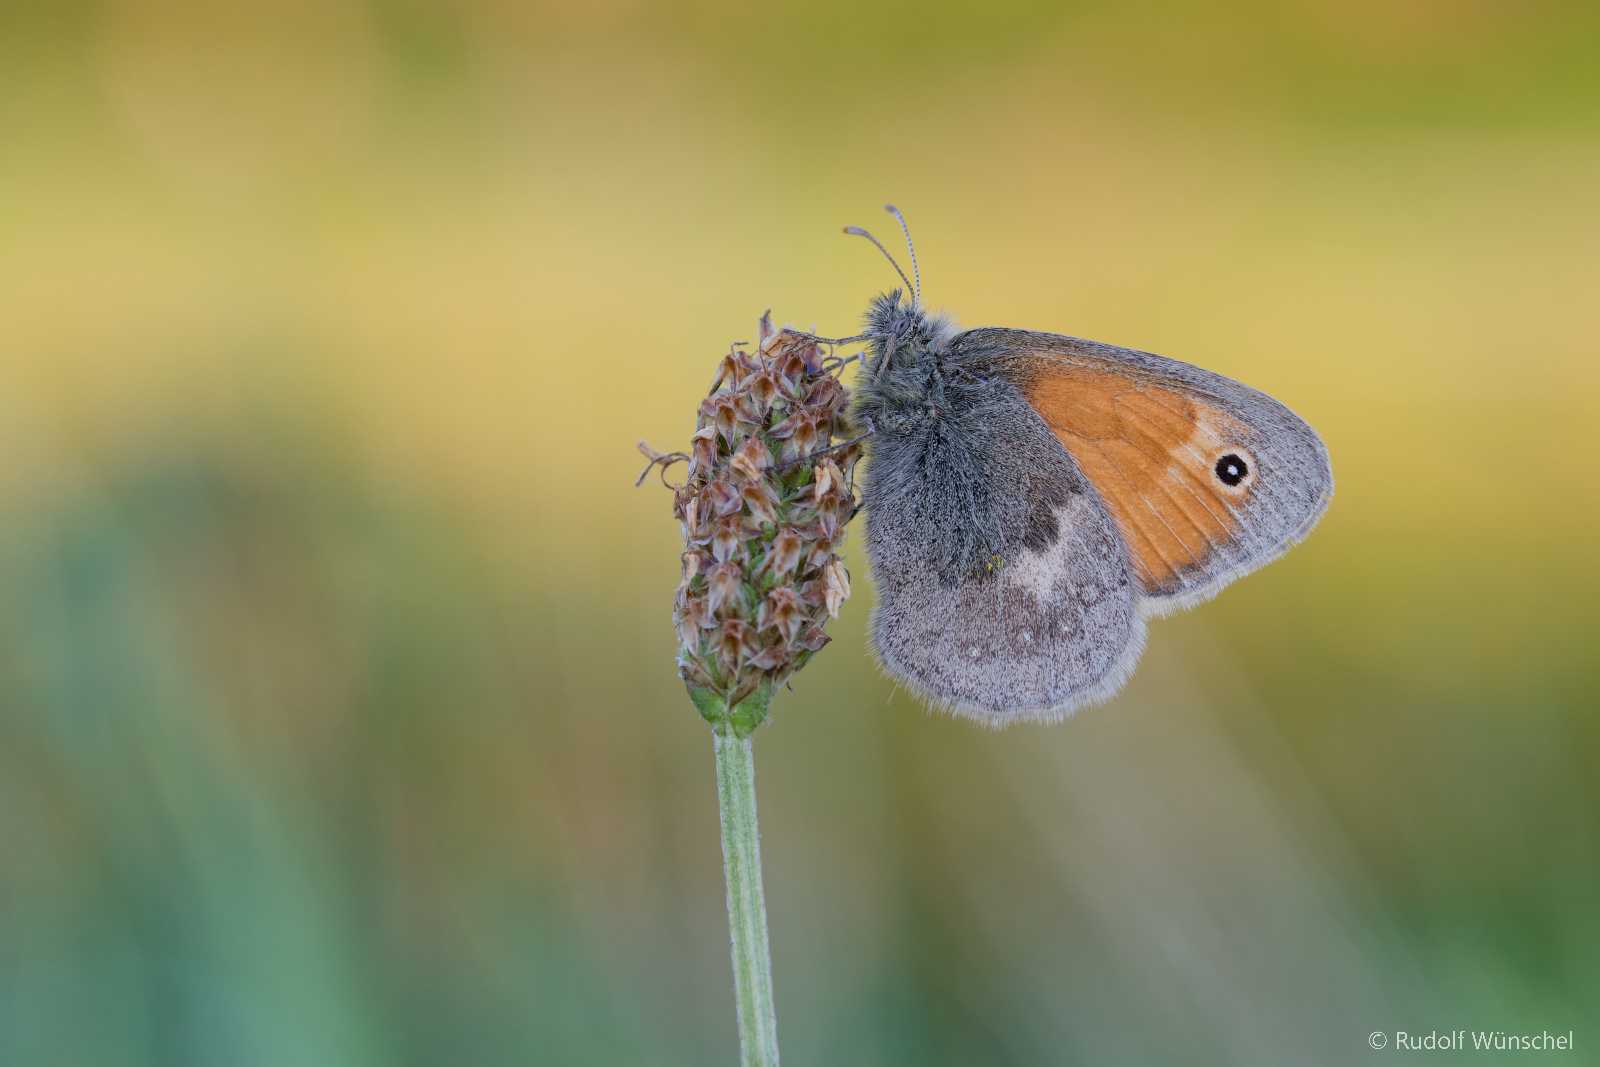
xmin=830 ymin=207 xmax=1333 ymax=725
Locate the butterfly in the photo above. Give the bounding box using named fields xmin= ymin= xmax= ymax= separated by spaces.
xmin=826 ymin=206 xmax=1332 ymax=725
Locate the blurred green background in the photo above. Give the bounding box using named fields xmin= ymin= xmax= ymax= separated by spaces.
xmin=2 ymin=1 xmax=1598 ymax=1063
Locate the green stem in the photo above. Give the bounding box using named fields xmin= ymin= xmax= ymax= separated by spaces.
xmin=714 ymin=728 xmax=780 ymax=1066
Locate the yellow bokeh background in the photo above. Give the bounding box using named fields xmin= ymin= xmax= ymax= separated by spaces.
xmin=1 ymin=1 xmax=1596 ymax=1062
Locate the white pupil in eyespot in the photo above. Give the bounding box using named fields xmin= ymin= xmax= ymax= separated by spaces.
xmin=1214 ymin=453 xmax=1249 ymax=487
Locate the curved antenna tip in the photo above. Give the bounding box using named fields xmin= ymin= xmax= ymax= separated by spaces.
xmin=880 ymin=205 xmax=920 ymax=303
xmin=842 ymin=223 xmax=915 ymax=300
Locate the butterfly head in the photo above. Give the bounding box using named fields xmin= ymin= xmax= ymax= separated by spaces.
xmin=860 ymin=289 xmax=950 ymax=376
xmin=852 ymin=287 xmax=963 ymax=443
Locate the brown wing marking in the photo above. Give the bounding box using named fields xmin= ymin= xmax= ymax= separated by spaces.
xmin=1022 ymin=364 xmax=1258 ymax=595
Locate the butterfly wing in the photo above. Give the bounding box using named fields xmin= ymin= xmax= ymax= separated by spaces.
xmin=861 ymin=362 xmax=1145 ymax=724
xmin=948 ymin=327 xmax=1334 ymax=613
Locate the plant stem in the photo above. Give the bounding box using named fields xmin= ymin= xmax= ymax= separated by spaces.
xmin=714 ymin=728 xmax=780 ymax=1066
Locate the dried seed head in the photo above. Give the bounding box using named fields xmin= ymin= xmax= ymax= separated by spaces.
xmin=758 ymin=586 xmax=804 ymax=644
xmin=821 ymin=558 xmax=851 ymax=619
xmin=706 ymin=561 xmax=743 ymax=615
xmin=767 ymin=528 xmax=803 ymax=577
xmin=741 ymin=481 xmax=779 ymax=526
xmin=729 ymin=435 xmax=770 ymax=482
xmin=705 ymin=479 xmax=742 ymax=518
xmin=644 ymin=311 xmax=862 ymax=738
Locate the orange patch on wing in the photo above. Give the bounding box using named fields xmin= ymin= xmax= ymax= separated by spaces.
xmin=1024 ymin=366 xmax=1254 ymax=595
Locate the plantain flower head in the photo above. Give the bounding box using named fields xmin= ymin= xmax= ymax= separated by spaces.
xmin=640 ymin=312 xmax=860 ymax=737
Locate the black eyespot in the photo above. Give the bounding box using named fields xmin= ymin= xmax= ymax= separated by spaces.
xmin=1214 ymin=453 xmax=1248 ymax=487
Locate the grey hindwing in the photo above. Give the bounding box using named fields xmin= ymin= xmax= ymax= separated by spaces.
xmin=860 ymin=361 xmax=1145 ymax=724
xmin=947 ymin=328 xmax=1335 ymax=613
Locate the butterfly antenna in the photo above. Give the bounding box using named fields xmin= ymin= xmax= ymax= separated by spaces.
xmin=844 ymin=225 xmax=915 ymax=298
xmin=883 ymin=204 xmax=919 ymax=304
